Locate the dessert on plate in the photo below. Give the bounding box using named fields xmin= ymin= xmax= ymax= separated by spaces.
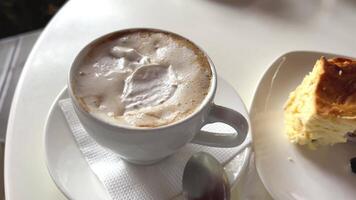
xmin=284 ymin=57 xmax=356 ymax=149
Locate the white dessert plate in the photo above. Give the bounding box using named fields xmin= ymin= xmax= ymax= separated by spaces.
xmin=251 ymin=51 xmax=356 ymax=200
xmin=44 ymin=77 xmax=252 ymax=200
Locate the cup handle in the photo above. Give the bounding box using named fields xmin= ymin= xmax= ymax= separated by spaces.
xmin=191 ymin=104 xmax=249 ymax=147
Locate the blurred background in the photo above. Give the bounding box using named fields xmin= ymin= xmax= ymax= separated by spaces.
xmin=0 ymin=0 xmax=66 ymax=135
xmin=0 ymin=0 xmax=66 ymax=38
xmin=0 ymin=1 xmax=66 ymax=199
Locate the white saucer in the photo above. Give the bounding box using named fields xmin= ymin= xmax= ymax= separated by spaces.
xmin=44 ymin=77 xmax=252 ymax=200
xmin=251 ymin=51 xmax=356 ymax=200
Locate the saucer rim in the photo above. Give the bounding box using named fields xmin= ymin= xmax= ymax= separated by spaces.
xmin=44 ymin=86 xmax=73 ymax=200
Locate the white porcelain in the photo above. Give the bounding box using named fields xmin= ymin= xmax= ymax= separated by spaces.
xmin=7 ymin=0 xmax=356 ymax=198
xmin=68 ymin=28 xmax=249 ymax=164
xmin=251 ymin=51 xmax=356 ymax=200
xmin=45 ymin=77 xmax=252 ymax=200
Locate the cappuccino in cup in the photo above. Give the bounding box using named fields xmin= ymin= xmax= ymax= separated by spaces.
xmin=72 ymin=30 xmax=212 ymax=128
xmin=69 ymin=28 xmax=248 ymax=164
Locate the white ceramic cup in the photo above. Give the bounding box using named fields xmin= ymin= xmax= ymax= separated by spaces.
xmin=68 ymin=28 xmax=248 ymax=164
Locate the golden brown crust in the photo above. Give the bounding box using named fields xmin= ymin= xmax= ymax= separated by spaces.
xmin=315 ymin=57 xmax=356 ymax=118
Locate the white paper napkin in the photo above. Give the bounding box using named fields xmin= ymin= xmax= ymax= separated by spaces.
xmin=59 ymin=98 xmax=251 ymax=200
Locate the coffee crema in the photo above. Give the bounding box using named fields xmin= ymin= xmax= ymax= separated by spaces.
xmin=72 ymin=30 xmax=212 ymax=127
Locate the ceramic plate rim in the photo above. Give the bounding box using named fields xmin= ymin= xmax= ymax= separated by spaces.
xmin=251 ymin=50 xmax=356 ymax=200
xmin=44 ymin=87 xmax=74 ymax=200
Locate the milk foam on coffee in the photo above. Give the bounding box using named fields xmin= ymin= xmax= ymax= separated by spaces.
xmin=72 ymin=31 xmax=211 ymax=127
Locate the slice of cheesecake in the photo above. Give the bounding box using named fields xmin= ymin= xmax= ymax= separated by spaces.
xmin=284 ymin=57 xmax=356 ymax=149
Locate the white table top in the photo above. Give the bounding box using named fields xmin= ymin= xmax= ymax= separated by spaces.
xmin=5 ymin=0 xmax=356 ymax=199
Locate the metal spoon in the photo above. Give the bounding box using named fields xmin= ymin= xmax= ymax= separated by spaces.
xmin=182 ymin=152 xmax=230 ymax=200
